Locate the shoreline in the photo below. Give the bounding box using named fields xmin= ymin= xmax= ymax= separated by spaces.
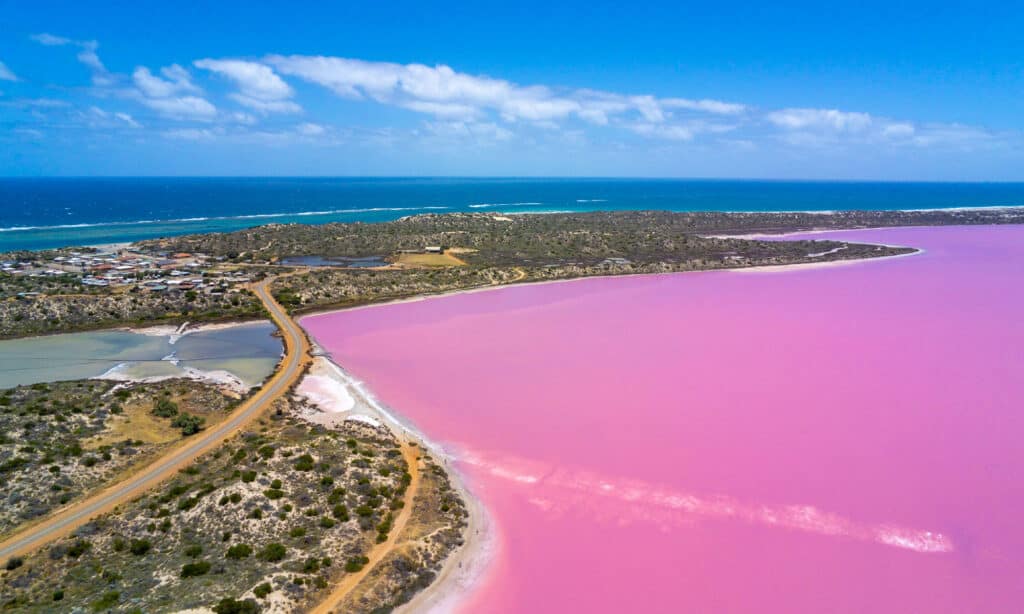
xmin=295 ymin=353 xmax=496 ymax=613
xmin=298 ymin=235 xmax=924 ymax=322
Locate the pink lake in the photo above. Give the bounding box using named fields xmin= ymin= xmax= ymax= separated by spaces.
xmin=302 ymin=225 xmax=1024 ymax=613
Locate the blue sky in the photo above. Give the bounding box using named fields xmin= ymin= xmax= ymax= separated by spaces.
xmin=1 ymin=0 xmax=1022 ymax=179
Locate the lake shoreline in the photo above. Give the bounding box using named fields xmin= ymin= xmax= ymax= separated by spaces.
xmin=293 ymin=350 xmax=496 ymax=614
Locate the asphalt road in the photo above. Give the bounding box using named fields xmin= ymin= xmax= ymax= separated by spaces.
xmin=0 ymin=279 xmax=309 ymax=562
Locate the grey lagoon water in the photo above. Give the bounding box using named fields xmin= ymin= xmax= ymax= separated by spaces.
xmin=0 ymin=321 xmax=282 ymax=390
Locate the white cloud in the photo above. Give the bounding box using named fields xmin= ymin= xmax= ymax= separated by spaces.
xmin=0 ymin=61 xmax=17 ymax=82
xmin=85 ymin=106 xmax=141 ymax=128
xmin=228 ymin=94 xmax=302 ymax=113
xmin=424 ymin=120 xmax=514 ymax=142
xmin=631 ymin=120 xmax=737 ymax=141
xmin=296 ymin=122 xmax=325 ymax=136
xmin=130 ymin=63 xmax=217 ymax=120
xmin=662 ymin=98 xmax=747 ymax=115
xmin=163 ymin=127 xmax=219 ymax=141
xmin=882 ymin=123 xmax=915 ymax=139
xmin=114 ymin=112 xmax=141 ymax=128
xmin=31 ymin=33 xmax=112 ymax=85
xmin=631 ymin=123 xmax=694 ymax=140
xmin=267 ymin=54 xmax=745 ymax=131
xmin=132 ymin=65 xmax=199 ymax=98
xmin=400 ymin=100 xmax=482 ymax=119
xmin=767 ymin=108 xmax=873 ymax=132
xmin=30 ymin=33 xmax=71 ymax=46
xmin=194 ymin=59 xmax=300 ymax=114
xmin=141 ymin=95 xmax=217 ymax=120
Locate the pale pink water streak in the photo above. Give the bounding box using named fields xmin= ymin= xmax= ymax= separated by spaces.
xmin=302 ymin=225 xmax=1024 ymax=613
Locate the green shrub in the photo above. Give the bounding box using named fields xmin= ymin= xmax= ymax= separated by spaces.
xmin=263 ymin=488 xmax=284 ymax=500
xmin=344 ymin=556 xmax=369 ymax=573
xmin=91 ymin=591 xmax=120 ymax=611
xmin=241 ymin=470 xmax=257 ymax=483
xmin=129 ymin=539 xmax=151 ymax=556
xmin=332 ymin=504 xmax=349 ymax=521
xmin=293 ymin=454 xmax=315 ymax=471
xmin=259 ymin=542 xmax=286 ymax=562
xmin=180 ymin=560 xmax=211 ymax=578
xmin=212 ymin=598 xmax=258 ymax=614
xmin=66 ymin=539 xmax=91 ymax=558
xmin=184 ymin=544 xmax=203 ymax=558
xmin=289 ymin=526 xmax=306 ymax=538
xmin=320 ymin=516 xmax=336 ymax=529
xmin=253 ymin=582 xmax=272 ymax=599
xmin=226 ymin=544 xmax=252 ymax=560
xmin=5 ymin=557 xmax=23 ymax=571
xmin=172 ymin=412 xmax=205 ymax=436
xmin=302 ymin=557 xmax=320 ymax=573
xmin=152 ymin=398 xmax=178 ymax=418
xmin=258 ymin=445 xmax=275 ymax=459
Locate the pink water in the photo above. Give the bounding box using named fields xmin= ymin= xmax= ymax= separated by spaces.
xmin=302 ymin=225 xmax=1024 ymax=613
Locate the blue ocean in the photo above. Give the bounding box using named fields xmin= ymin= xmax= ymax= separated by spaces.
xmin=2 ymin=178 xmax=1024 ymax=252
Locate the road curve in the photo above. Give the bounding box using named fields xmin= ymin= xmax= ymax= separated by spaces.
xmin=0 ymin=278 xmax=310 ymax=562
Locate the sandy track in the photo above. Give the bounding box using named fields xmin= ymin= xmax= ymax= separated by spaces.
xmin=310 ymin=440 xmax=422 ymax=613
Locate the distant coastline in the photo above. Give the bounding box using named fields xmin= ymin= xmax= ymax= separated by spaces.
xmin=3 ymin=177 xmax=1024 ymax=251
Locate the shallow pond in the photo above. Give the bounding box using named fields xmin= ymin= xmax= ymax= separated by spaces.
xmin=279 ymin=255 xmax=388 ymax=268
xmin=0 ymin=321 xmax=282 ymax=390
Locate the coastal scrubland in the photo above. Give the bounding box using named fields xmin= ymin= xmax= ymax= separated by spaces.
xmin=0 ymin=394 xmax=467 ymax=613
xmin=0 ymin=280 xmax=265 ymax=339
xmin=0 ymin=379 xmax=237 ymax=538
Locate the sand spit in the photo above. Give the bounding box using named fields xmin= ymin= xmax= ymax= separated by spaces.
xmin=131 ymin=319 xmax=271 ymax=345
xmin=95 ymin=362 xmax=249 ymax=393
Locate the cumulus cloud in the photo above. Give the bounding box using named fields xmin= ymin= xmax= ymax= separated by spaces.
xmin=194 ymin=59 xmax=301 ymax=113
xmin=266 ymin=54 xmax=744 ymax=130
xmin=0 ymin=61 xmax=17 ymax=82
xmin=130 ymin=63 xmax=217 ymax=120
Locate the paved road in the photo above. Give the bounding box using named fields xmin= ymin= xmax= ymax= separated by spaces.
xmin=0 ymin=278 xmax=310 ymax=562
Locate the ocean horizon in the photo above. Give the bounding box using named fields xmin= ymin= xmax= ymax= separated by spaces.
xmin=3 ymin=177 xmax=1024 ymax=252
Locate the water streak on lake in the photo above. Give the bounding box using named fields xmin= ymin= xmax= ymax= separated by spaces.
xmin=302 ymin=225 xmax=1024 ymax=613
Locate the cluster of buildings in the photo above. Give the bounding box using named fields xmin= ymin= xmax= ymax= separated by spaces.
xmin=4 ymin=248 xmax=252 ymax=296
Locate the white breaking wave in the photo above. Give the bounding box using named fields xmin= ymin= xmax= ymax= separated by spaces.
xmin=468 ymin=202 xmax=542 ymax=208
xmin=0 ymin=206 xmax=451 ymax=232
xmin=576 ymin=199 xmax=608 ymax=203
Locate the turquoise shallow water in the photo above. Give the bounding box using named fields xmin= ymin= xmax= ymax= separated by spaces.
xmin=0 ymin=321 xmax=282 ymax=390
xmin=2 ymin=178 xmax=1024 ymax=251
